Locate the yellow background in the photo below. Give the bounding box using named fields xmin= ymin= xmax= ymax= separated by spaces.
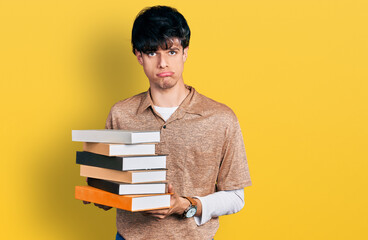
xmin=1 ymin=0 xmax=367 ymax=239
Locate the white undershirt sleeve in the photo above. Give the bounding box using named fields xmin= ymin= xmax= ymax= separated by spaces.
xmin=194 ymin=188 xmax=245 ymax=226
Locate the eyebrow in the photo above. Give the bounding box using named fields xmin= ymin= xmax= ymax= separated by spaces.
xmin=168 ymin=47 xmax=180 ymax=51
xmin=144 ymin=47 xmax=180 ymax=54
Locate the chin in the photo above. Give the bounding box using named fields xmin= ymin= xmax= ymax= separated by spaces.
xmin=159 ymin=79 xmax=178 ymax=89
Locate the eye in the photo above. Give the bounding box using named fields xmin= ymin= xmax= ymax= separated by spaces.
xmin=169 ymin=51 xmax=177 ymax=56
xmin=147 ymin=52 xmax=156 ymax=57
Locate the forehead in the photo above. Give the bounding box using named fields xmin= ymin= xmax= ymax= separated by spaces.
xmin=156 ymin=38 xmax=183 ymax=51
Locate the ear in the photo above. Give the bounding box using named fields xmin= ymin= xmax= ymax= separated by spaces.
xmin=183 ymin=47 xmax=189 ymax=63
xmin=135 ymin=49 xmax=144 ymax=65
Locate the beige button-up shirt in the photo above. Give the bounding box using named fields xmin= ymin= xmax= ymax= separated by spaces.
xmin=106 ymin=86 xmax=252 ymax=240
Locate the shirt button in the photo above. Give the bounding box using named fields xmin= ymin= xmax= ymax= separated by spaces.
xmin=163 ymin=125 xmax=166 ymax=129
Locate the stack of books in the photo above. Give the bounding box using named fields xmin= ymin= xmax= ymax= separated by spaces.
xmin=72 ymin=129 xmax=171 ymax=212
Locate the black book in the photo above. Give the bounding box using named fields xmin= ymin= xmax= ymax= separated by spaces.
xmin=76 ymin=151 xmax=166 ymax=171
xmin=87 ymin=178 xmax=167 ymax=195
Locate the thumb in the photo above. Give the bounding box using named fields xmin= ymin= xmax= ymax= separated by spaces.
xmin=168 ymin=183 xmax=174 ymax=193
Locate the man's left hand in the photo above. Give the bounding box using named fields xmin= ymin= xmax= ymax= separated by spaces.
xmin=141 ymin=184 xmax=189 ymax=220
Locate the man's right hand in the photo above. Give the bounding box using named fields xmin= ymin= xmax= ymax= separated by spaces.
xmin=83 ymin=200 xmax=112 ymax=211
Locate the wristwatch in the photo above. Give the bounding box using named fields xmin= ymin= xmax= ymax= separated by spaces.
xmin=182 ymin=196 xmax=197 ymax=218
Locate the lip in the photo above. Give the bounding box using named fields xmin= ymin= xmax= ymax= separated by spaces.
xmin=157 ymin=72 xmax=174 ymax=77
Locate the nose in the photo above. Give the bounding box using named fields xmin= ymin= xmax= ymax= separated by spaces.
xmin=158 ymin=54 xmax=168 ymax=68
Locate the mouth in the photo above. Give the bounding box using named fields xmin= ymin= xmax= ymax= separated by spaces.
xmin=156 ymin=72 xmax=174 ymax=77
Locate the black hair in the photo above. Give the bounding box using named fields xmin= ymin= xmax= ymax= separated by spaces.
xmin=131 ymin=6 xmax=191 ymax=54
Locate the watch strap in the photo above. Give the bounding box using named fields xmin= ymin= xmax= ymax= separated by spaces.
xmin=182 ymin=196 xmax=197 ymax=207
xmin=182 ymin=196 xmax=197 ymax=218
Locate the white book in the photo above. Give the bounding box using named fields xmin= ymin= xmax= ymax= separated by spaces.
xmin=76 ymin=152 xmax=167 ymax=171
xmin=80 ymin=165 xmax=167 ymax=183
xmin=132 ymin=194 xmax=171 ymax=211
xmin=117 ymin=183 xmax=166 ymax=195
xmin=132 ymin=170 xmax=167 ymax=183
xmin=123 ymin=155 xmax=166 ymax=170
xmin=83 ymin=142 xmax=156 ymax=156
xmin=87 ymin=178 xmax=167 ymax=195
xmin=72 ymin=129 xmax=160 ymax=144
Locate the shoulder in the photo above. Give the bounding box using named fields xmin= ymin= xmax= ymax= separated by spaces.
xmin=109 ymin=91 xmax=146 ymax=115
xmin=195 ymin=91 xmax=239 ymax=124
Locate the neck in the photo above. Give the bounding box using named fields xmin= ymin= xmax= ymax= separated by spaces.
xmin=150 ymin=82 xmax=189 ymax=107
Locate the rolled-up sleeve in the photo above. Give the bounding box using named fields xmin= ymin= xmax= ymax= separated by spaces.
xmin=217 ymin=120 xmax=252 ymax=190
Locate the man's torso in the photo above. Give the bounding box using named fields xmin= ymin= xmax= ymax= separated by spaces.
xmin=106 ymin=86 xmax=251 ymax=240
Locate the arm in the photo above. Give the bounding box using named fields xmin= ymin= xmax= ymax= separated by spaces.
xmin=140 ymin=185 xmax=245 ymax=223
xmin=141 ymin=184 xmax=202 ymax=219
xmin=194 ymin=189 xmax=244 ymax=225
xmin=190 ymin=117 xmax=250 ymax=224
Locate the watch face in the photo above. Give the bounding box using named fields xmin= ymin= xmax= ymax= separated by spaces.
xmin=186 ymin=207 xmax=197 ymax=218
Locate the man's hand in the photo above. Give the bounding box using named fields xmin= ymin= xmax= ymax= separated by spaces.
xmin=82 ymin=200 xmax=112 ymax=211
xmin=82 ymin=178 xmax=112 ymax=211
xmin=141 ymin=184 xmax=190 ymax=220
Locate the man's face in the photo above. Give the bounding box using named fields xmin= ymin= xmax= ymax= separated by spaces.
xmin=135 ymin=38 xmax=188 ymax=90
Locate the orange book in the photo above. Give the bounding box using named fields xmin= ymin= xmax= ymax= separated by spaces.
xmin=75 ymin=186 xmax=171 ymax=212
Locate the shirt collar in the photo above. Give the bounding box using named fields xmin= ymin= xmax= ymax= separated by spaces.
xmin=137 ymin=85 xmax=204 ymax=116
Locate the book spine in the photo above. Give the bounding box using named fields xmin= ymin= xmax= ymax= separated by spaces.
xmin=83 ymin=142 xmax=111 ymax=156
xmin=80 ymin=165 xmax=133 ymax=183
xmin=75 ymin=186 xmax=132 ymax=211
xmin=87 ymin=178 xmax=120 ymax=194
xmin=76 ymin=151 xmax=123 ymax=170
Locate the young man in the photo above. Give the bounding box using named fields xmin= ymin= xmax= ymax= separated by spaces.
xmin=95 ymin=6 xmax=251 ymax=239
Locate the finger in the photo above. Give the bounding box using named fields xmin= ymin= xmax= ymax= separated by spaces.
xmin=143 ymin=209 xmax=168 ymax=215
xmin=142 ymin=207 xmax=170 ymax=214
xmin=168 ymin=184 xmax=174 ymax=193
xmin=151 ymin=214 xmax=166 ymax=219
xmin=94 ymin=203 xmax=109 ymax=209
